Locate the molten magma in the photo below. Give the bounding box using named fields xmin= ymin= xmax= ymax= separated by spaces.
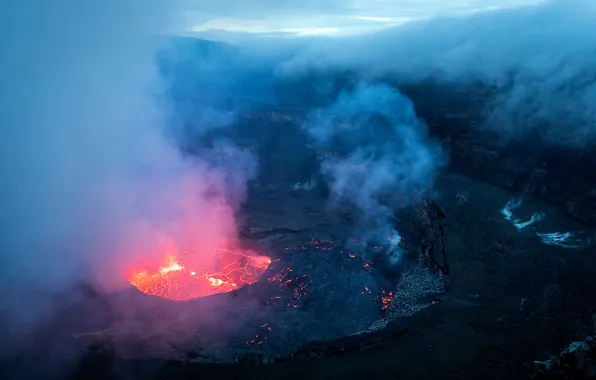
xmin=128 ymin=249 xmax=271 ymax=300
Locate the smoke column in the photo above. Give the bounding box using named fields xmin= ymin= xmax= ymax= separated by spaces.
xmin=0 ymin=0 xmax=255 ymax=358
xmin=306 ymin=83 xmax=444 ymax=241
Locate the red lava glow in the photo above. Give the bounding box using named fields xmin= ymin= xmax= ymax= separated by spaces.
xmin=381 ymin=291 xmax=394 ymax=310
xmin=128 ymin=249 xmax=271 ymax=300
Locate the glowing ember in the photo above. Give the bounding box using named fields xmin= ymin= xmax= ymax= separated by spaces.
xmin=128 ymin=249 xmax=271 ymax=300
xmin=284 ymin=237 xmax=339 ymax=253
xmin=266 ymin=267 xmax=310 ymax=309
xmin=381 ymin=291 xmax=394 ymax=310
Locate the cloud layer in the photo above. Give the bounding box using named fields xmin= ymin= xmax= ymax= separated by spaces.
xmin=276 ymin=0 xmax=596 ymax=145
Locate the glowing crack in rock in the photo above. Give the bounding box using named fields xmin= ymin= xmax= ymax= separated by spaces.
xmin=128 ymin=249 xmax=271 ymax=300
xmin=284 ymin=238 xmax=338 ymax=253
xmin=375 ymin=290 xmax=394 ymax=311
xmin=266 ymin=267 xmax=309 ymax=309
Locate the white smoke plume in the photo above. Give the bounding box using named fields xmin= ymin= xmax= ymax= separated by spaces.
xmin=0 ymin=0 xmax=256 ymax=357
xmin=306 ymin=83 xmax=444 ymax=236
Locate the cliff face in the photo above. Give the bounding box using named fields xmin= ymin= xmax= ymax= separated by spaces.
xmin=403 ymin=82 xmax=596 ymax=226
xmin=225 ymin=98 xmax=596 ymax=228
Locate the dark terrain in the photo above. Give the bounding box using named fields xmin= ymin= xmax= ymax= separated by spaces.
xmin=3 ymin=38 xmax=596 ymax=379
xmin=59 ymin=170 xmax=596 ymax=380
xmin=5 ymin=105 xmax=596 ymax=379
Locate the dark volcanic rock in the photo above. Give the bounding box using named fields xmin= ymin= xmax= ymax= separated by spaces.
xmin=566 ymin=199 xmax=596 ymax=225
xmin=533 ymin=336 xmax=596 ymax=379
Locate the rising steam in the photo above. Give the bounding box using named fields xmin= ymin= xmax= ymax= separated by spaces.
xmin=306 ymin=84 xmax=444 ymax=239
xmin=0 ymin=0 xmax=256 ymax=357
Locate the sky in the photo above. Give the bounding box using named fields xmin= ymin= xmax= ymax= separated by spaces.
xmin=189 ymin=0 xmax=548 ymax=38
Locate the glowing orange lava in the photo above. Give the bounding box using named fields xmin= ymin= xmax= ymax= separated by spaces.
xmin=381 ymin=291 xmax=394 ymax=310
xmin=128 ymin=249 xmax=271 ymax=300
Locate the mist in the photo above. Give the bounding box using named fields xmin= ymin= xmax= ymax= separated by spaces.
xmin=0 ymin=0 xmax=257 ymax=358
xmin=306 ymin=84 xmax=444 ymax=239
xmin=276 ymin=0 xmax=596 ymax=146
xmin=180 ymin=0 xmax=596 ymax=234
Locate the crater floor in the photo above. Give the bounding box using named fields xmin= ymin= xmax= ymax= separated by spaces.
xmin=5 ymin=171 xmax=596 ymax=380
